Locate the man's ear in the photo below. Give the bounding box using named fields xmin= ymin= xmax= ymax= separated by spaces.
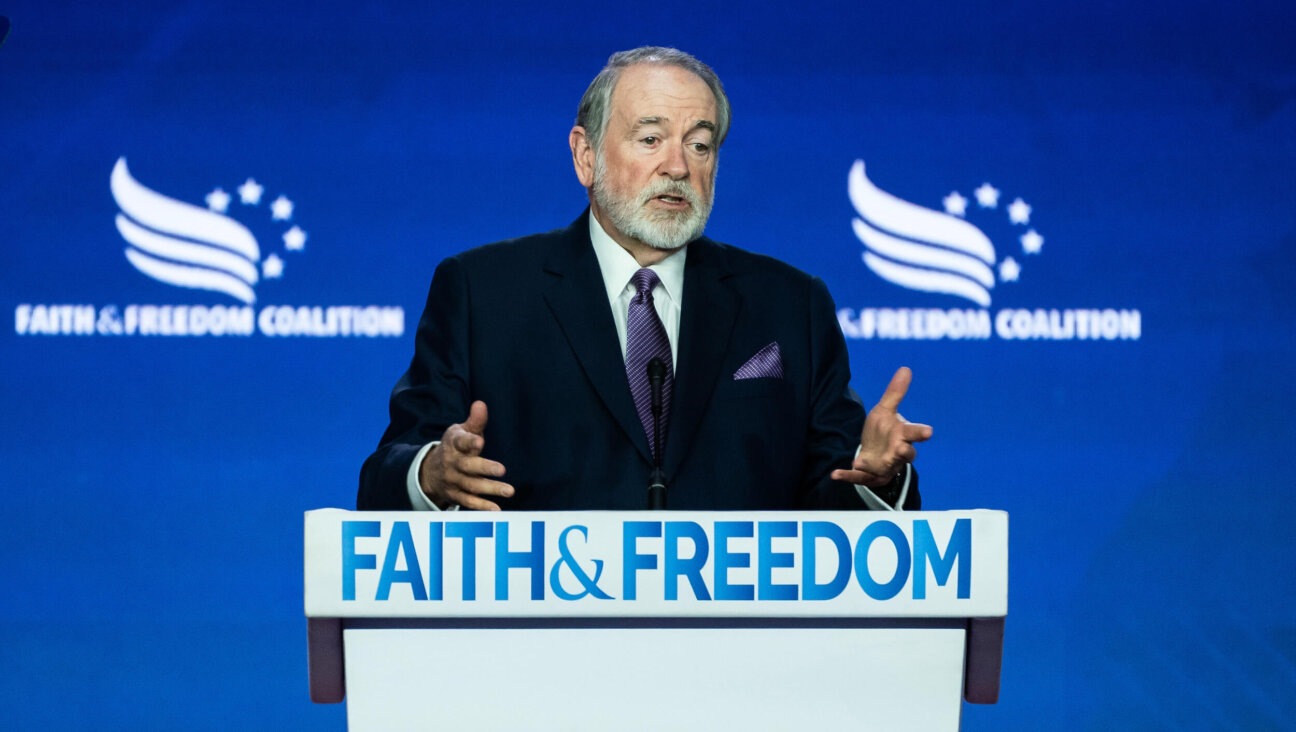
xmin=570 ymin=126 xmax=595 ymax=188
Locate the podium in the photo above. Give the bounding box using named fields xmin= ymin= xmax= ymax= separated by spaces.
xmin=305 ymin=510 xmax=1006 ymax=731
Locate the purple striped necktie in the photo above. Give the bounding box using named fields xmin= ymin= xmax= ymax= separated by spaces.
xmin=625 ymin=268 xmax=673 ymax=462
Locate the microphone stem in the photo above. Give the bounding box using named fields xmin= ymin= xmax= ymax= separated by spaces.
xmin=647 ymin=357 xmax=667 ymax=510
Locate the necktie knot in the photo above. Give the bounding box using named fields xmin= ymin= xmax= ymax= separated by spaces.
xmin=631 ymin=268 xmax=660 ymax=301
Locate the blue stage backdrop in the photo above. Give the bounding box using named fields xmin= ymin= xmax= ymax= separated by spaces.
xmin=2 ymin=1 xmax=1294 ymax=728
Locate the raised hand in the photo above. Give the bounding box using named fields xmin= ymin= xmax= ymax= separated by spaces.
xmin=418 ymin=400 xmax=514 ymax=510
xmin=830 ymin=367 xmax=933 ymax=488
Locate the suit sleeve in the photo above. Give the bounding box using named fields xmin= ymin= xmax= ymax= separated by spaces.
xmin=798 ymin=276 xmax=921 ymax=510
xmin=358 ymin=257 xmax=474 ymax=510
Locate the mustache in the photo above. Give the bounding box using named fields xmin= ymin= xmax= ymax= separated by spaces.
xmin=636 ymin=179 xmax=702 ymax=208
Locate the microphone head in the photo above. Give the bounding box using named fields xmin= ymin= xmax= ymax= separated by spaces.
xmin=646 ymin=357 xmax=666 ymax=381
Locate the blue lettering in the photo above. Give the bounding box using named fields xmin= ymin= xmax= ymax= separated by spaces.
xmin=664 ymin=521 xmax=711 ymax=601
xmin=445 ymin=521 xmax=493 ymax=601
xmin=549 ymin=525 xmax=614 ymax=601
xmin=912 ymin=518 xmax=971 ymax=599
xmin=341 ymin=521 xmax=380 ymax=601
xmin=377 ymin=521 xmax=427 ymax=601
xmin=854 ymin=521 xmax=910 ymax=600
xmin=802 ymin=521 xmax=852 ymax=601
xmin=495 ymin=521 xmax=546 ymax=601
xmin=714 ymin=521 xmax=754 ymax=601
xmin=622 ymin=522 xmax=661 ymax=600
xmin=428 ymin=522 xmax=443 ymax=601
xmin=758 ymin=521 xmax=798 ymax=601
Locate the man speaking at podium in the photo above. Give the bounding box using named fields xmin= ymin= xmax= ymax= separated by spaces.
xmin=359 ymin=47 xmax=931 ymax=513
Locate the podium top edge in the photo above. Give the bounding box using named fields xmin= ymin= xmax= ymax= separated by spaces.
xmin=306 ymin=508 xmax=1009 ymax=518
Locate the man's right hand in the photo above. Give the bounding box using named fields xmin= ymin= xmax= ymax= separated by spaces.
xmin=418 ymin=400 xmax=514 ymax=511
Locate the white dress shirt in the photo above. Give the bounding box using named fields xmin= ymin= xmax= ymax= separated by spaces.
xmin=407 ymin=212 xmax=909 ymax=510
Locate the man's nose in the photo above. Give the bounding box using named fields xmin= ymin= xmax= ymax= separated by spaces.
xmin=658 ymin=141 xmax=689 ymax=180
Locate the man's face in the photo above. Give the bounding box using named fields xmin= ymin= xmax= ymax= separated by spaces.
xmin=590 ymin=64 xmax=718 ymax=251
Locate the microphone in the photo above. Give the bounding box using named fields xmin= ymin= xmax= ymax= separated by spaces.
xmin=1 ymin=17 xmax=10 ymax=49
xmin=646 ymin=357 xmax=667 ymax=510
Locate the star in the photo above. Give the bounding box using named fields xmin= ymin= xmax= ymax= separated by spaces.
xmin=1021 ymin=229 xmax=1044 ymax=254
xmin=205 ymin=188 xmax=231 ymax=213
xmin=262 ymin=253 xmax=284 ymax=279
xmin=270 ymin=195 xmax=294 ymax=221
xmin=942 ymin=191 xmax=968 ymax=217
xmin=999 ymin=257 xmax=1021 ymax=282
xmin=974 ymin=183 xmax=1000 ymax=208
xmin=1007 ymin=197 xmax=1032 ymax=225
xmin=283 ymin=225 xmax=307 ymax=251
xmin=238 ymin=178 xmax=264 ymax=205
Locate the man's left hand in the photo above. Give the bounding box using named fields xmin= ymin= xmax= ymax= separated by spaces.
xmin=830 ymin=366 xmax=933 ymax=488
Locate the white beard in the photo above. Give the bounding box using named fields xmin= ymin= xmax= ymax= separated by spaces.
xmin=591 ymin=152 xmax=714 ymax=250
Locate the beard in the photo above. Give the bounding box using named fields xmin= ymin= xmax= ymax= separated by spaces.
xmin=591 ymin=153 xmax=714 ymax=251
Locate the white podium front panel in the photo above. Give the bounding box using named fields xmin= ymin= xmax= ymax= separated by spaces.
xmin=343 ymin=625 xmax=965 ymax=732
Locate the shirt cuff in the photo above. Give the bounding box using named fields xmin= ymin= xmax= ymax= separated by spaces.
xmin=406 ymin=441 xmax=459 ymax=511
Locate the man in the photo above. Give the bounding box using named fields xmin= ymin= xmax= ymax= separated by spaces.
xmin=359 ymin=47 xmax=931 ymax=512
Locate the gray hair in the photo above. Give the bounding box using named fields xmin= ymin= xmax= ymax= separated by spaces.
xmin=576 ymin=46 xmax=731 ymax=153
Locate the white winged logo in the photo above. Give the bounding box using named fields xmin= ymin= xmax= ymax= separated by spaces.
xmin=848 ymin=160 xmax=997 ymax=307
xmin=111 ymin=157 xmax=262 ymax=304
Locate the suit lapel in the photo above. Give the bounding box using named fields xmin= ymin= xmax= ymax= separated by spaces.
xmin=664 ymin=239 xmax=739 ymax=478
xmin=542 ymin=213 xmax=654 ymax=465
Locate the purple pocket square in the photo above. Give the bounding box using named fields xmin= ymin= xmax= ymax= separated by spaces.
xmin=733 ymin=341 xmax=784 ymax=380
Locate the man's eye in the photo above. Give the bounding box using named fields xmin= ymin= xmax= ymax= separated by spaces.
xmin=641 ymin=136 xmax=658 ymax=145
xmin=691 ymin=143 xmax=711 ymax=153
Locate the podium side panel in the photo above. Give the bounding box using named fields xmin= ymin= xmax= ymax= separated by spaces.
xmin=963 ymin=617 xmax=1004 ymax=704
xmin=308 ymin=618 xmax=345 ymax=703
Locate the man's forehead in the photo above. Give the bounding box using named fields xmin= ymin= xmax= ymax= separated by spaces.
xmin=631 ymin=115 xmax=716 ymax=131
xmin=609 ymin=64 xmax=716 ymax=126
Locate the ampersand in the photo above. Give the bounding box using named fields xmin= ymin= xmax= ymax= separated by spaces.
xmin=549 ymin=525 xmax=614 ymax=600
xmin=97 ymin=306 xmax=123 ymax=335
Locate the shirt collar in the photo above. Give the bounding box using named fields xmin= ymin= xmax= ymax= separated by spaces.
xmin=589 ymin=210 xmax=687 ymax=304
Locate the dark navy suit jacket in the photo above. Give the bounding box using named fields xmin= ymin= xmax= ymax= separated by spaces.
xmin=358 ymin=211 xmax=919 ymax=511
